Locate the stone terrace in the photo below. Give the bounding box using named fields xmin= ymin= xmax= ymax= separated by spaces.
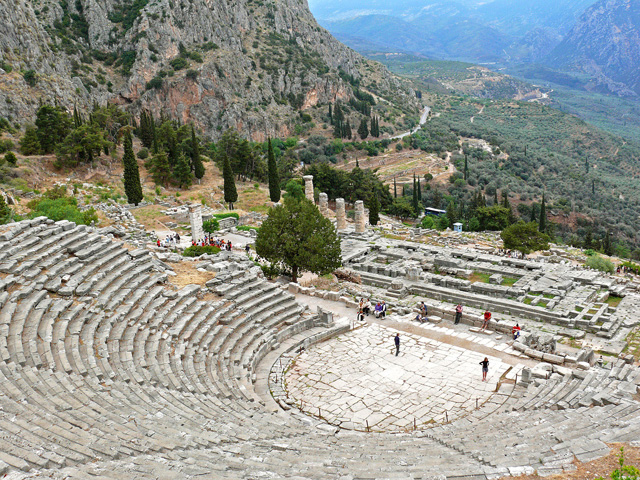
xmin=0 ymin=218 xmax=637 ymax=479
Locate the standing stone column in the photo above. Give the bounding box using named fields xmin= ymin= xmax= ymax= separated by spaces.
xmin=336 ymin=198 xmax=347 ymax=230
xmin=354 ymin=200 xmax=366 ymax=233
xmin=318 ymin=193 xmax=329 ymax=216
xmin=303 ymin=175 xmax=314 ymax=203
xmin=189 ymin=204 xmax=204 ymax=242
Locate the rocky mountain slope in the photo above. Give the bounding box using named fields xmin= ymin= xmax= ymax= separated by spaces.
xmin=548 ymin=0 xmax=640 ymax=96
xmin=0 ymin=0 xmax=419 ymax=139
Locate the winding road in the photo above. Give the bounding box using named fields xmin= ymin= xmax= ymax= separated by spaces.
xmin=392 ymin=106 xmax=431 ymax=140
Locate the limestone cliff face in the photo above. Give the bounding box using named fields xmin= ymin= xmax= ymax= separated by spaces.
xmin=548 ymin=0 xmax=640 ymax=96
xmin=0 ymin=0 xmax=419 ymax=139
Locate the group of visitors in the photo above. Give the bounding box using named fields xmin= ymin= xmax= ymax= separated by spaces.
xmin=357 ymin=298 xmax=387 ymax=321
xmin=496 ymin=249 xmax=526 ymax=259
xmin=192 ymin=236 xmax=233 ymax=251
xmin=157 ymin=233 xmax=180 ymax=248
xmin=616 ymin=264 xmax=637 ymax=275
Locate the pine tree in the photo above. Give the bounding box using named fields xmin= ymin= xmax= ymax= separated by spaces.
xmin=394 ymin=177 xmax=397 ymax=198
xmin=369 ymin=195 xmax=380 ymax=226
xmin=190 ymin=125 xmax=205 ymax=183
xmin=223 ymin=152 xmax=238 ymax=210
xmin=122 ymin=130 xmax=143 ymax=205
xmin=173 ymin=154 xmax=193 ymax=189
xmin=446 ymin=200 xmax=456 ymax=227
xmin=357 ymin=118 xmax=369 ymax=140
xmin=539 ymin=193 xmax=547 ymax=233
xmin=146 ymin=151 xmax=172 ymax=186
xmin=267 ymin=138 xmax=280 ymax=203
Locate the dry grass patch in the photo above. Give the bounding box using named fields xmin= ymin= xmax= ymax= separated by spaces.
xmin=167 ymin=261 xmax=217 ymax=289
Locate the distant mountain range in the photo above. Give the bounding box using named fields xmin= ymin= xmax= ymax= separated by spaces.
xmin=309 ymin=0 xmax=640 ymax=96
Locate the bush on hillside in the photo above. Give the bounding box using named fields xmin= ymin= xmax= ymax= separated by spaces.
xmin=182 ymin=245 xmax=221 ymax=257
xmin=585 ymin=255 xmax=614 ymax=273
xmin=27 ymin=195 xmax=98 ymax=225
xmin=202 ymin=218 xmax=219 ymax=233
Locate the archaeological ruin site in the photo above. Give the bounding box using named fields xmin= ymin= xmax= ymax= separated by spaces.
xmin=0 ymin=175 xmax=638 ymax=479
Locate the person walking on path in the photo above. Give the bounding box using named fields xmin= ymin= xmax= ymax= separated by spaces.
xmin=480 ymin=357 xmax=489 ymax=381
xmin=455 ymin=304 xmax=463 ymax=324
xmin=394 ymin=334 xmax=400 ymax=356
xmin=381 ymin=301 xmax=387 ymax=319
xmin=481 ymin=310 xmax=491 ymax=331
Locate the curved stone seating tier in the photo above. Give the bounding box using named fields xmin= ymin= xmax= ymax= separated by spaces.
xmin=0 ymin=218 xmax=638 ymax=479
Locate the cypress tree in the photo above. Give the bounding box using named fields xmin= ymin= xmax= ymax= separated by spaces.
xmin=267 ymin=138 xmax=280 ymax=203
xmin=585 ymin=158 xmax=589 ymax=174
xmin=122 ymin=130 xmax=143 ymax=205
xmin=539 ymin=193 xmax=547 ymax=233
xmin=369 ymin=195 xmax=380 ymax=226
xmin=223 ymin=151 xmax=238 ymax=210
xmin=412 ymin=175 xmax=419 ymax=215
xmin=191 ymin=126 xmax=205 ymax=183
xmin=173 ymin=154 xmax=193 ymax=189
xmin=328 ymin=104 xmax=333 ymax=125
xmin=357 ymin=118 xmax=368 ymax=140
xmin=394 ymin=177 xmax=397 ymax=198
xmin=333 ymin=120 xmax=342 ymax=139
xmin=464 ymin=154 xmax=468 ymax=180
xmin=446 ymin=200 xmax=456 ymax=227
xmin=494 ymin=189 xmax=498 ymax=205
xmin=417 ymin=178 xmax=422 ymax=201
xmin=147 ymin=151 xmax=172 ymax=186
xmin=603 ymin=229 xmax=613 ymax=256
xmin=73 ymin=106 xmax=82 ymax=128
xmin=140 ymin=111 xmax=154 ymax=148
xmin=334 ymin=102 xmax=344 ymax=123
xmin=345 ymin=122 xmax=352 ymax=140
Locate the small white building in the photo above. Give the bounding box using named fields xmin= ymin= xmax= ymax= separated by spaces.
xmin=453 ymin=222 xmax=463 ymax=233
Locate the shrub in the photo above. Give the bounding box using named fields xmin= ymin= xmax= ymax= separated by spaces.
xmin=186 ymin=69 xmax=199 ymax=80
xmin=146 ymin=76 xmax=163 ymax=90
xmin=213 ymin=212 xmax=239 ymax=220
xmin=237 ymin=225 xmax=259 ymax=232
xmin=182 ymin=245 xmax=221 ymax=257
xmin=28 ymin=195 xmax=98 ymax=225
xmin=202 ymin=218 xmax=219 ymax=233
xmin=421 ymin=216 xmax=435 ymax=229
xmin=23 ymin=69 xmax=37 ymax=87
xmin=137 ymin=148 xmax=149 ymax=159
xmin=0 ymin=139 xmax=14 ymax=153
xmin=585 ymin=255 xmax=614 ymax=273
xmin=4 ymin=152 xmax=17 ymax=166
xmin=170 ymin=57 xmax=188 ymax=71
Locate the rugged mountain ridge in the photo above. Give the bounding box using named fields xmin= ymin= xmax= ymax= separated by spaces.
xmin=0 ymin=0 xmax=419 ymax=139
xmin=548 ymin=0 xmax=640 ymax=96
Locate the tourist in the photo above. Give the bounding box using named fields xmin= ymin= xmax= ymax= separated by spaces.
xmin=156 ymin=239 xmax=161 ymax=247
xmin=512 ymin=323 xmax=521 ymax=340
xmin=359 ymin=298 xmax=365 ymax=313
xmin=480 ymin=357 xmax=489 ymax=381
xmin=245 ymin=244 xmax=250 ymax=255
xmin=394 ymin=333 xmax=400 ymax=356
xmin=455 ymin=303 xmax=463 ymax=324
xmin=374 ymin=302 xmax=383 ymax=318
xmin=380 ymin=301 xmax=387 ymax=319
xmin=419 ymin=302 xmax=427 ymax=317
xmin=363 ymin=298 xmax=371 ymax=316
xmin=481 ymin=310 xmax=491 ymax=331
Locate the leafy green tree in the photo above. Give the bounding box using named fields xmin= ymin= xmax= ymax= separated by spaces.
xmin=35 ymin=105 xmax=72 ymax=154
xmin=501 ymin=221 xmax=551 ymax=256
xmin=122 ymin=130 xmax=143 ymax=205
xmin=436 ymin=215 xmax=449 ymax=230
xmin=146 ymin=151 xmax=172 ymax=186
xmin=173 ymin=154 xmax=193 ymax=189
xmin=256 ymin=195 xmax=341 ymax=282
xmin=368 ymin=195 xmax=380 ymax=226
xmin=203 ymin=218 xmax=219 ymax=234
xmin=267 ymin=138 xmax=280 ymax=203
xmin=55 ymin=122 xmax=111 ymax=168
xmin=20 ymin=125 xmax=40 ymax=155
xmin=190 ymin=125 xmax=205 ymax=183
xmin=477 ymin=205 xmax=510 ymax=231
xmin=421 ymin=215 xmax=435 ymax=229
xmin=222 ymin=152 xmax=238 ymax=209
xmin=388 ymin=197 xmax=415 ymax=219
xmin=284 ymin=179 xmax=305 ymax=201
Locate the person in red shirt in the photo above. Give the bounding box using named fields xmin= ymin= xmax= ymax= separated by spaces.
xmin=481 ymin=310 xmax=491 ymax=331
xmin=512 ymin=323 xmax=521 ymax=340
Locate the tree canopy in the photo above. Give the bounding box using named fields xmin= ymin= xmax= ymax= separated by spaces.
xmin=256 ymin=195 xmax=341 ymax=283
xmin=501 ymin=221 xmax=551 ymax=256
